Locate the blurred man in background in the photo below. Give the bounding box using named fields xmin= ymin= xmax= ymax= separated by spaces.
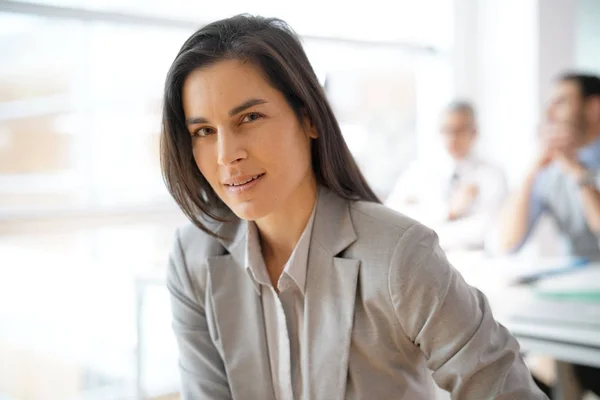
xmin=498 ymin=72 xmax=600 ymax=397
xmin=499 ymin=74 xmax=600 ymax=258
xmin=386 ymin=101 xmax=507 ymax=250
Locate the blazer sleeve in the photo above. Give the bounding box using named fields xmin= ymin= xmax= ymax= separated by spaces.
xmin=388 ymin=223 xmax=548 ymax=399
xmin=166 ymin=228 xmax=232 ymax=399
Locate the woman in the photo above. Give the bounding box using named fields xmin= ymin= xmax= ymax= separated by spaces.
xmin=161 ymin=15 xmax=546 ymax=400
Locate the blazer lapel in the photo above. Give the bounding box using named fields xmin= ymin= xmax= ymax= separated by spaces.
xmin=302 ymin=187 xmax=360 ymax=400
xmin=208 ymin=218 xmax=275 ymax=400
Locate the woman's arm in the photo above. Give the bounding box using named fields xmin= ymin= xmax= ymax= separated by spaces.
xmin=167 ymin=229 xmax=232 ymax=399
xmin=388 ymin=223 xmax=547 ymax=399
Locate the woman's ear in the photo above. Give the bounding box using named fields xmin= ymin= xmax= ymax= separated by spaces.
xmin=301 ymin=110 xmax=319 ymax=139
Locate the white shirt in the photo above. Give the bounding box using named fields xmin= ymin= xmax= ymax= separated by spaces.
xmin=386 ymin=154 xmax=507 ymax=250
xmin=245 ymin=207 xmax=316 ymax=400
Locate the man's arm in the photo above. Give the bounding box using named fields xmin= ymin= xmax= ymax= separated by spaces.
xmin=436 ymin=167 xmax=508 ymax=250
xmin=578 ymin=184 xmax=600 ymax=234
xmin=498 ymin=169 xmax=545 ymax=252
xmin=555 ymin=153 xmax=600 ymax=234
xmin=496 ymin=141 xmax=556 ymax=253
xmin=447 ymin=183 xmax=479 ymax=221
xmin=386 ymin=163 xmax=450 ymax=225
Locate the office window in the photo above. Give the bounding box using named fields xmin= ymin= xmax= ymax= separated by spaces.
xmin=304 ymin=41 xmax=420 ymax=198
xmin=0 ymin=12 xmax=189 ymax=214
xmin=8 ymin=0 xmax=453 ymax=49
xmin=0 ymin=14 xmax=83 ymax=213
xmin=82 ymin=23 xmax=187 ymax=207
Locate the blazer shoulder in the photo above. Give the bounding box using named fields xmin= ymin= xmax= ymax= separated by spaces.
xmin=346 ymin=201 xmax=439 ymax=288
xmin=176 ymin=221 xmax=225 ymax=263
xmin=349 ymin=200 xmax=423 ymax=237
xmin=347 ymin=201 xmax=437 ymax=262
xmin=167 ymin=221 xmax=227 ymax=301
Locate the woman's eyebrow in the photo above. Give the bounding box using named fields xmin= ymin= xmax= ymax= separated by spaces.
xmin=185 ymin=98 xmax=268 ymax=126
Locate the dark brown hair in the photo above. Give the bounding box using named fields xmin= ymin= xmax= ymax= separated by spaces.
xmin=161 ymin=14 xmax=379 ymax=236
xmin=559 ymin=72 xmax=600 ymax=100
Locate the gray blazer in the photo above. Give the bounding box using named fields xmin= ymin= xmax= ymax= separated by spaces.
xmin=167 ymin=187 xmax=547 ymax=399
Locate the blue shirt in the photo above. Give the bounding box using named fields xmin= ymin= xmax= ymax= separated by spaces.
xmin=519 ymin=137 xmax=600 ymax=258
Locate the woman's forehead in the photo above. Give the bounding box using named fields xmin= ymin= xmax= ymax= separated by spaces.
xmin=182 ymin=60 xmax=280 ymax=113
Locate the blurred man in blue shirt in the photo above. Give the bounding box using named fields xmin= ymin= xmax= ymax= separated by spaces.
xmin=499 ymin=72 xmax=600 ymax=396
xmin=500 ymin=74 xmax=600 ymax=258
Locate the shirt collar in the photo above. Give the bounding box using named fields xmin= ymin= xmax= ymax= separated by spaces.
xmin=245 ymin=221 xmax=270 ymax=294
xmin=244 ymin=201 xmax=317 ymax=296
xmin=447 ymin=152 xmax=478 ymax=178
xmin=283 ymin=204 xmax=316 ymax=295
xmin=578 ymin=135 xmax=600 ymax=168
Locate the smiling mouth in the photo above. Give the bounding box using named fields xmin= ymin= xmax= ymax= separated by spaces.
xmin=224 ymin=173 xmax=265 ymax=188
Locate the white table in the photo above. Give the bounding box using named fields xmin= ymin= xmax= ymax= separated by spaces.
xmin=448 ymin=251 xmax=600 ymax=399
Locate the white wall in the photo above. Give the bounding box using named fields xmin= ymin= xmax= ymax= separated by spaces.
xmin=538 ymin=0 xmax=577 ymax=108
xmin=576 ymin=0 xmax=600 ymax=74
xmin=453 ymin=0 xmax=580 ymax=188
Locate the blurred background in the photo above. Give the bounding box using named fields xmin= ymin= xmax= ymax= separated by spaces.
xmin=0 ymin=0 xmax=599 ymax=399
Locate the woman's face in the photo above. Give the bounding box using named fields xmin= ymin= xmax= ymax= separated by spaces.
xmin=182 ymin=59 xmax=317 ymax=221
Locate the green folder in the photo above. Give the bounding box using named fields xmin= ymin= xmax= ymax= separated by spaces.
xmin=533 ymin=265 xmax=600 ymax=302
xmin=534 ymin=289 xmax=600 ymax=302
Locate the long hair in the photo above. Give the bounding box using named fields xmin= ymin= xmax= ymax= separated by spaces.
xmin=161 ymin=15 xmax=380 ymax=236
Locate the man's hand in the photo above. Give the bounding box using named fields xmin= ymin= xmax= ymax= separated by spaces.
xmin=554 ymin=150 xmax=587 ymax=181
xmin=543 ymin=122 xmax=587 ymax=180
xmin=535 ymin=122 xmax=583 ymax=176
xmin=448 ymin=183 xmax=479 ymax=221
xmin=533 ymin=146 xmax=555 ymax=172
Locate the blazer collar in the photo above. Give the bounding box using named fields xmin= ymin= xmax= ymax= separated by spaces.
xmin=215 ymin=185 xmax=358 ymax=265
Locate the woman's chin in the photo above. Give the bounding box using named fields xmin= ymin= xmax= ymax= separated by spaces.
xmin=228 ymin=200 xmax=271 ymax=222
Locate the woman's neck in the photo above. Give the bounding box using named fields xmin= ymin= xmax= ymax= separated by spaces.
xmin=255 ymin=176 xmax=318 ymax=273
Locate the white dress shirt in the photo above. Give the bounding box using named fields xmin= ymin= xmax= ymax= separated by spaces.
xmin=245 ymin=206 xmax=316 ymax=400
xmin=386 ymin=154 xmax=507 ymax=250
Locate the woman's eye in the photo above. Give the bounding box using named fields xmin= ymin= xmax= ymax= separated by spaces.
xmin=194 ymin=127 xmax=216 ymax=137
xmin=241 ymin=112 xmax=263 ymax=124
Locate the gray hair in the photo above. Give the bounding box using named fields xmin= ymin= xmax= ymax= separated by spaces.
xmin=445 ymin=100 xmax=477 ymax=121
